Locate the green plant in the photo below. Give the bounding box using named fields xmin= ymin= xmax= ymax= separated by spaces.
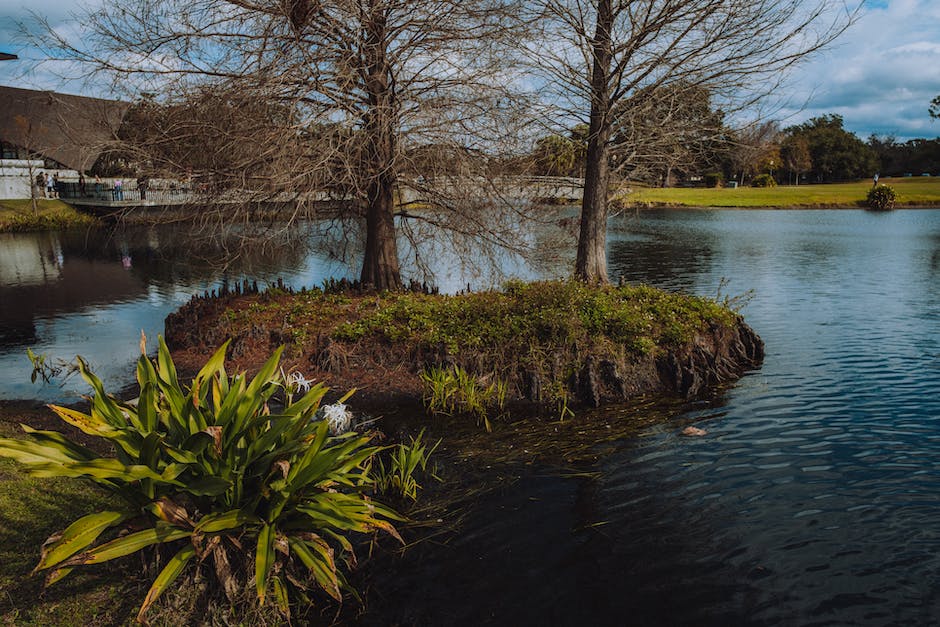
xmin=867 ymin=183 xmax=897 ymax=210
xmin=373 ymin=429 xmax=441 ymax=502
xmin=26 ymin=348 xmax=78 ymax=384
xmin=751 ymin=173 xmax=777 ymax=188
xmin=420 ymin=365 xmax=507 ymax=432
xmin=0 ymin=337 xmax=401 ymax=622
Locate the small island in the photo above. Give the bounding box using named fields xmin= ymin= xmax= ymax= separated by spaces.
xmin=165 ymin=280 xmax=764 ymax=421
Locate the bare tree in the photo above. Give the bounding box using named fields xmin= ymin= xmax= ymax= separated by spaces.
xmin=31 ymin=0 xmax=529 ymax=290
xmin=10 ymin=115 xmax=45 ymax=212
xmin=527 ymin=0 xmax=861 ymax=283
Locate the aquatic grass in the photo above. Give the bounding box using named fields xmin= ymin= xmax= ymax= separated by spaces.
xmin=420 ymin=365 xmax=508 ymax=431
xmin=372 ymin=429 xmax=441 ymax=503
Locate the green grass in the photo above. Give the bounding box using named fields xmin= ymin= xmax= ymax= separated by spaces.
xmin=0 ymin=422 xmax=140 ymax=626
xmin=620 ymin=176 xmax=940 ymax=208
xmin=332 ymin=280 xmax=735 ymax=357
xmin=0 ymin=199 xmax=98 ymax=232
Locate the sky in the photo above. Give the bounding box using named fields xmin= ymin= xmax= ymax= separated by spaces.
xmin=1 ymin=0 xmax=939 ymax=142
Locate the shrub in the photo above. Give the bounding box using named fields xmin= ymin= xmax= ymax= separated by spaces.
xmin=703 ymin=172 xmax=724 ymax=188
xmin=0 ymin=337 xmax=401 ymax=622
xmin=867 ymin=184 xmax=897 ymax=210
xmin=751 ymin=173 xmax=777 ymax=188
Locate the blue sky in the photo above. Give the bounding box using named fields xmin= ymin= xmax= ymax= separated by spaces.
xmin=2 ymin=0 xmax=939 ymax=141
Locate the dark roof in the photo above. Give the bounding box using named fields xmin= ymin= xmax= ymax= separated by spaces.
xmin=0 ymin=85 xmax=130 ymax=171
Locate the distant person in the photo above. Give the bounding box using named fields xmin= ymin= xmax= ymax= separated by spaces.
xmin=94 ymin=174 xmax=102 ymax=198
xmin=873 ymin=173 xmax=880 ymax=187
xmin=78 ymin=173 xmax=86 ymax=196
xmin=137 ymin=175 xmax=148 ymax=201
xmin=52 ymin=172 xmax=60 ymax=198
xmin=36 ymin=172 xmax=46 ymax=198
xmin=113 ymin=178 xmax=123 ymax=200
xmin=46 ymin=173 xmax=54 ymax=198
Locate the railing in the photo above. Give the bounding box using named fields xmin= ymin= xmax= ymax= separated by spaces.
xmin=57 ymin=182 xmax=196 ymax=205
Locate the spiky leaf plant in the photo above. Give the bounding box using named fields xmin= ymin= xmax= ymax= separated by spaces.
xmin=0 ymin=337 xmax=401 ymax=622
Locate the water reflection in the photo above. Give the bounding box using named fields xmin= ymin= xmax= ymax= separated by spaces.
xmin=0 ymin=225 xmax=343 ymax=400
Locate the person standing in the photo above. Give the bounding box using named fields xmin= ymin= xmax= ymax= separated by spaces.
xmin=94 ymin=174 xmax=102 ymax=198
xmin=79 ymin=173 xmax=86 ymax=196
xmin=113 ymin=178 xmax=123 ymax=200
xmin=137 ymin=175 xmax=148 ymax=201
xmin=873 ymin=172 xmax=880 ymax=188
xmin=46 ymin=173 xmax=54 ymax=198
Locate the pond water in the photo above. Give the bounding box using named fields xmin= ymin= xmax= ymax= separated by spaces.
xmin=1 ymin=209 xmax=939 ymax=625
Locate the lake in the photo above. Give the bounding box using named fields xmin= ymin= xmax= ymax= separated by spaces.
xmin=1 ymin=209 xmax=939 ymax=624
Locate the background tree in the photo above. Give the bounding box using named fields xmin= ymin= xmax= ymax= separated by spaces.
xmin=930 ymin=95 xmax=940 ymax=119
xmin=780 ymin=134 xmax=812 ymax=185
xmin=784 ymin=114 xmax=877 ymax=182
xmin=869 ymin=134 xmax=940 ymax=176
xmin=533 ymin=134 xmax=579 ymax=176
xmin=34 ymin=0 xmax=527 ymax=290
xmin=528 ymin=0 xmax=860 ymax=283
xmin=721 ymin=121 xmax=780 ymax=186
xmin=610 ymin=83 xmax=726 ymax=187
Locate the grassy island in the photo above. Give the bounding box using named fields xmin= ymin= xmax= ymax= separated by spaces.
xmin=0 ymin=199 xmax=99 ymax=232
xmin=167 ymin=280 xmax=764 ymax=420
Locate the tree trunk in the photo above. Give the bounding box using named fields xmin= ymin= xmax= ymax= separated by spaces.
xmin=575 ymin=0 xmax=613 ymax=285
xmin=359 ymin=3 xmax=402 ymax=291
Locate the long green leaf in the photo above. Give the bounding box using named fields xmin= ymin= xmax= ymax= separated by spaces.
xmin=271 ymin=575 xmax=290 ymax=619
xmin=136 ymin=380 xmax=157 ymax=433
xmin=184 ymin=476 xmax=232 ymax=497
xmin=228 ymin=347 xmax=284 ymax=442
xmin=194 ymin=509 xmax=260 ymax=534
xmin=27 ymin=459 xmax=182 ymax=485
xmin=35 ymin=510 xmax=131 ymax=571
xmin=62 ymin=526 xmax=190 ymax=566
xmin=289 ymin=536 xmax=342 ymax=601
xmin=136 ymin=544 xmax=196 ymax=622
xmin=20 ymin=425 xmax=97 ymax=462
xmin=76 ymin=357 xmax=127 ymax=427
xmin=255 ymin=523 xmax=276 ymax=604
xmin=0 ymin=437 xmax=87 ymax=466
xmin=193 ymin=340 xmax=231 ymax=391
xmin=46 ymin=404 xmax=115 ymax=438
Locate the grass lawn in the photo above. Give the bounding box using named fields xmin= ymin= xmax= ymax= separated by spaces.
xmin=0 ymin=421 xmax=142 ymax=626
xmin=620 ymin=176 xmax=940 ymax=208
xmin=0 ymin=199 xmax=98 ymax=232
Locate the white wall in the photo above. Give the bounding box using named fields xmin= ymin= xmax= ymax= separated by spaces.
xmin=0 ymin=159 xmax=76 ymax=199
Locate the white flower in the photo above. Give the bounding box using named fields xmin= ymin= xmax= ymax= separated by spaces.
xmin=320 ymin=402 xmax=353 ymax=435
xmin=285 ymin=371 xmax=313 ymax=393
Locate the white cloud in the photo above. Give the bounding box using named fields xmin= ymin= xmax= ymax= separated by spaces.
xmin=777 ymin=0 xmax=940 ymax=139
